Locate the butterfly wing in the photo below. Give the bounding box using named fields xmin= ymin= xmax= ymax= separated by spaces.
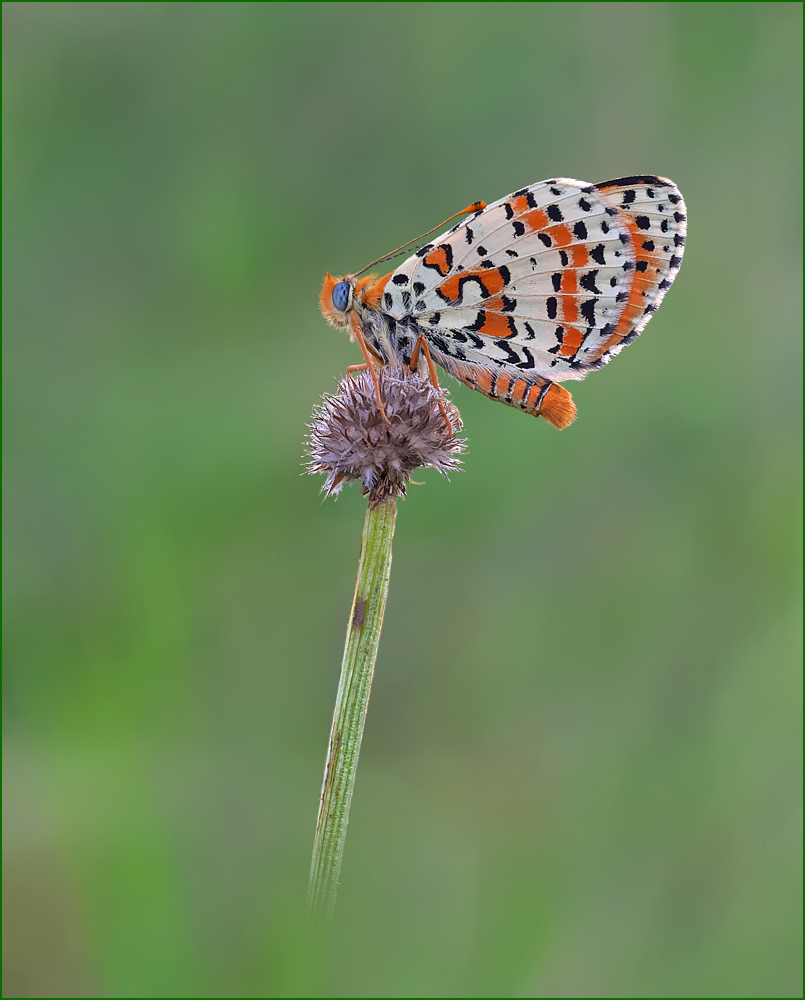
xmin=381 ymin=176 xmax=686 ymax=425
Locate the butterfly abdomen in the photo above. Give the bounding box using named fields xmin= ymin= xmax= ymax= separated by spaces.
xmin=457 ymin=367 xmax=577 ymax=429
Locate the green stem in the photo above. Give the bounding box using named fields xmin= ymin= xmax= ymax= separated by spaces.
xmin=307 ymin=496 xmax=397 ymax=922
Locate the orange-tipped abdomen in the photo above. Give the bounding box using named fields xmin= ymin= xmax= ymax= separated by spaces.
xmin=539 ymin=382 xmax=577 ymax=429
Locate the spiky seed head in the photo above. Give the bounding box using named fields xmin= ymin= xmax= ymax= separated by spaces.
xmin=306 ymin=367 xmax=466 ymax=505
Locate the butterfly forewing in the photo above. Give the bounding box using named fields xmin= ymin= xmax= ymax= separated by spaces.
xmin=383 ymin=176 xmax=686 ymax=383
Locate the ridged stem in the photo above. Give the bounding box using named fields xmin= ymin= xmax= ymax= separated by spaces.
xmin=306 ymin=496 xmax=397 ymax=923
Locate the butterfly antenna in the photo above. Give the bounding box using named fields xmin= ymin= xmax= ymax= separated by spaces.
xmin=352 ymin=201 xmax=486 ymax=277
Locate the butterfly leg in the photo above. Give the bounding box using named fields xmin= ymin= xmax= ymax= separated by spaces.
xmin=409 ymin=335 xmax=453 ymax=436
xmin=347 ymin=363 xmax=370 ymax=374
xmin=349 ymin=316 xmax=390 ymax=425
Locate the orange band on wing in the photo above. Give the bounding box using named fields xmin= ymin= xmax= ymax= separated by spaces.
xmin=476 ymin=311 xmax=515 ymax=338
xmin=523 ymin=208 xmax=549 ymax=232
xmin=423 ymin=245 xmax=452 ymax=277
xmin=545 ymin=224 xmax=573 ymax=247
xmin=559 ymin=269 xmax=579 ymax=325
xmin=571 ymin=244 xmax=589 ymax=267
xmin=558 ymin=326 xmax=584 ymax=357
xmin=587 ymin=214 xmax=646 ymax=362
xmin=437 ymin=266 xmax=509 ymax=304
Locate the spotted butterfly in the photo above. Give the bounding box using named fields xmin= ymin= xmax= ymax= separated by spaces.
xmin=320 ymin=175 xmax=686 ymax=429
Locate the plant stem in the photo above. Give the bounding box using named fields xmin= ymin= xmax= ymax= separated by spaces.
xmin=307 ymin=496 xmax=397 ymax=923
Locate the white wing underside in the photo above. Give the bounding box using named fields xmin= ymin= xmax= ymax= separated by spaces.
xmin=381 ymin=177 xmax=686 ymax=383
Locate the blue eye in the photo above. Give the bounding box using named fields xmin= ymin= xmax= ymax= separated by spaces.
xmin=332 ymin=281 xmax=350 ymax=311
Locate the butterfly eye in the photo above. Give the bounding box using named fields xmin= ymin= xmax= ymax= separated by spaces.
xmin=332 ymin=281 xmax=351 ymax=312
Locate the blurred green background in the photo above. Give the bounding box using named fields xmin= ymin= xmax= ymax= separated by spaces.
xmin=3 ymin=3 xmax=801 ymax=997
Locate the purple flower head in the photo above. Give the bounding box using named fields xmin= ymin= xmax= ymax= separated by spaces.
xmin=306 ymin=367 xmax=466 ymax=505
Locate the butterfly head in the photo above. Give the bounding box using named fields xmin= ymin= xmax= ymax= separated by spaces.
xmin=320 ymin=273 xmax=355 ymax=329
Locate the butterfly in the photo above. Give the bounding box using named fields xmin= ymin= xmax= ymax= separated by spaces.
xmin=320 ymin=175 xmax=686 ymax=430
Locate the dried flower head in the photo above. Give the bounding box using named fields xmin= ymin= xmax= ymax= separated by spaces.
xmin=306 ymin=367 xmax=467 ymax=505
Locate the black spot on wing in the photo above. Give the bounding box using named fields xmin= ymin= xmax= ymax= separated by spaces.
xmin=416 ymin=243 xmax=434 ymax=257
xmin=392 ymin=273 xmax=408 ymax=285
xmin=547 ymin=204 xmax=563 ymax=222
xmin=551 ymin=273 xmax=562 ymax=292
xmin=538 ymin=233 xmax=552 ymax=247
xmin=384 ymin=292 xmax=393 ymax=309
xmin=547 ymin=326 xmax=564 ymax=355
xmin=558 ymin=249 xmax=569 ymax=266
xmin=465 ymin=226 xmax=474 ymax=244
xmin=590 ymin=244 xmax=606 ymax=265
xmin=580 ymin=299 xmax=597 ymax=327
xmin=512 ymin=220 xmax=526 ymax=237
xmin=634 ymin=216 xmax=651 ymax=230
xmin=495 ymin=340 xmax=522 ymax=365
xmin=579 ymin=270 xmax=601 ymax=294
xmin=515 ymin=346 xmax=535 ymax=369
xmin=413 ymin=281 xmax=425 ymax=295
xmin=573 ymin=221 xmax=588 ymax=240
xmin=578 ymin=197 xmax=592 ymax=212
xmin=547 ymin=296 xmax=558 ymax=320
